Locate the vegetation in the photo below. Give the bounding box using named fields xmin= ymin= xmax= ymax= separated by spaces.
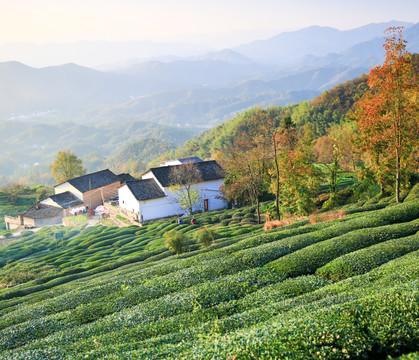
xmin=171 ymin=30 xmax=418 ymax=219
xmin=0 ymin=193 xmax=418 ymax=358
xmin=0 ymin=27 xmax=418 ymax=360
xmin=168 ymin=163 xmax=203 ymax=215
xmin=351 ymin=27 xmax=419 ymax=202
xmin=50 ymin=150 xmax=86 ymax=183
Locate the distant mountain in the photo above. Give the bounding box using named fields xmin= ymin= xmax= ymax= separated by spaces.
xmin=233 ymin=21 xmax=414 ymax=65
xmin=297 ymin=23 xmax=419 ymax=69
xmin=0 ymin=61 xmax=145 ymax=117
xmin=0 ymin=41 xmax=212 ymax=68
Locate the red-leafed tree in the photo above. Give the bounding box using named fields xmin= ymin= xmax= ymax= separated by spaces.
xmin=220 ymin=108 xmax=274 ymax=223
xmin=352 ymin=27 xmax=419 ymax=202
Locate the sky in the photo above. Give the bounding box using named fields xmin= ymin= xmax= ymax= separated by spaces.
xmin=0 ymin=0 xmax=418 ymax=47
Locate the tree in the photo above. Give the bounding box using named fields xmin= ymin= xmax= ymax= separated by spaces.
xmin=220 ymin=108 xmax=274 ymax=223
xmin=1 ymin=183 xmax=25 ymax=205
xmin=313 ymin=122 xmax=357 ymax=198
xmin=270 ymin=115 xmax=297 ymax=219
xmin=352 ymin=27 xmax=419 ymax=202
xmin=50 ymin=150 xmax=86 ymax=183
xmin=169 ymin=162 xmax=202 ymax=215
xmin=272 ymin=125 xmax=320 ymax=216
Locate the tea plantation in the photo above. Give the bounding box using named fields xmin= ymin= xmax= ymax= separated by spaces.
xmin=0 ymin=198 xmax=418 ymax=359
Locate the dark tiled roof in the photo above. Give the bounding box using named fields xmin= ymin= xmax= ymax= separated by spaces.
xmin=58 ymin=169 xmax=120 ymax=193
xmin=145 ymin=160 xmax=224 ymax=188
xmin=23 ymin=203 xmax=63 ymax=219
xmin=125 ymin=179 xmax=166 ymax=201
xmin=118 ymin=173 xmax=136 ymax=184
xmin=49 ymin=192 xmax=84 ymax=209
xmin=178 ymin=157 xmax=203 ymax=164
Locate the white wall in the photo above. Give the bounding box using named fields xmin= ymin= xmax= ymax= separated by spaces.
xmin=54 ymin=183 xmax=83 ymax=200
xmin=197 ymin=179 xmax=228 ymax=212
xmin=118 ymin=178 xmax=228 ymax=222
xmin=118 ymin=185 xmax=140 ymax=215
xmin=165 ymin=179 xmax=227 ymax=214
xmin=139 ymin=196 xmax=182 ymax=222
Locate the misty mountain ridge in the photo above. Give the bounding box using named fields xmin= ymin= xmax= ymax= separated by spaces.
xmin=1 ymin=20 xmax=417 ymax=126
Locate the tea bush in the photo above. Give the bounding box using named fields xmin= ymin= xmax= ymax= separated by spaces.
xmin=267 ymin=219 xmax=419 ymax=277
xmin=316 ymin=231 xmax=419 ymax=281
xmin=0 ymin=202 xmax=418 ymax=359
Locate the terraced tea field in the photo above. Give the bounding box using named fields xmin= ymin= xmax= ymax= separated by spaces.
xmin=0 ymin=200 xmax=418 ymax=359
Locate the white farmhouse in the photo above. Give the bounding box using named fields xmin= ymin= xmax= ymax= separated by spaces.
xmin=118 ymin=160 xmax=228 ymax=222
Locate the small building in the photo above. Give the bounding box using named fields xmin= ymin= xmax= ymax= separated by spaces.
xmin=54 ymin=169 xmax=120 ymax=209
xmin=41 ymin=191 xmax=85 ymax=216
xmin=13 ymin=203 xmax=64 ymax=228
xmin=117 ymin=173 xmax=136 ymax=184
xmin=118 ymin=178 xmax=167 ymax=222
xmin=118 ymin=160 xmax=228 ymax=222
xmin=159 ymin=157 xmax=203 ymax=167
xmin=4 ymin=169 xmax=134 ymax=229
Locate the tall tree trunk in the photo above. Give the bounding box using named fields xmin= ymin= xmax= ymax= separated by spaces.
xmin=274 ymin=154 xmax=281 ymax=220
xmin=272 ymin=135 xmax=281 ymax=220
xmin=256 ymin=195 xmax=261 ymax=224
xmin=396 ymin=150 xmax=401 ymax=203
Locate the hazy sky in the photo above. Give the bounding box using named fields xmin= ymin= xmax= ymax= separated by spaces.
xmin=1 ymin=0 xmax=418 ymax=46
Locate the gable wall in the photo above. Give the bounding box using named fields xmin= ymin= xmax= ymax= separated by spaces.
xmin=118 ymin=185 xmax=141 ymax=215
xmin=55 ymin=183 xmax=83 ymax=200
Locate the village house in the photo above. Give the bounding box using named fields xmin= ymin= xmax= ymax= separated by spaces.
xmin=118 ymin=160 xmax=228 ymax=222
xmin=4 ymin=160 xmax=228 ymax=229
xmin=5 ymin=169 xmax=130 ymax=230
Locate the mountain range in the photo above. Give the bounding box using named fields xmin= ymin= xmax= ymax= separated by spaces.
xmin=1 ymin=20 xmax=418 ymax=184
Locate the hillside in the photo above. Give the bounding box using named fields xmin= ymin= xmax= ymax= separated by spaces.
xmin=107 ymin=138 xmax=176 ymax=176
xmin=0 ymin=120 xmax=198 ymax=185
xmin=0 ymin=192 xmax=418 ymax=358
xmin=175 ymin=52 xmax=419 ymax=160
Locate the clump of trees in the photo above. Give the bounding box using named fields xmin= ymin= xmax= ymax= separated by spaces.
xmin=180 ymin=27 xmax=418 ymax=219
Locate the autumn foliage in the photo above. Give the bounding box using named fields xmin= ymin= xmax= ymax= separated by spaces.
xmin=352 ymin=27 xmax=419 ymax=202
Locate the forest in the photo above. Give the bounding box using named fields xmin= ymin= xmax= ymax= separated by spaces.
xmin=171 ymin=29 xmax=419 ymax=221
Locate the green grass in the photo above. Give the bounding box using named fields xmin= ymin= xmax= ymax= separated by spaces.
xmin=0 ymin=196 xmax=418 ymax=359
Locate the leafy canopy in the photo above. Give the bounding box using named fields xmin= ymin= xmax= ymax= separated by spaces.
xmin=50 ymin=150 xmax=86 ymax=183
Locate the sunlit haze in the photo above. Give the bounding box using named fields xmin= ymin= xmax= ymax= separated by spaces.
xmin=1 ymin=0 xmax=418 ymax=47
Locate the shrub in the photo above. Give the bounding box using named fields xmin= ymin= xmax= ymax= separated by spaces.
xmin=164 ymin=230 xmax=187 ymax=255
xmin=3 ymin=232 xmax=13 ymax=239
xmin=220 ymin=219 xmax=230 ymax=226
xmin=195 ymin=228 xmax=217 ymax=249
xmin=232 ymin=212 xmax=244 ymax=219
xmin=210 ymin=215 xmax=220 ymax=224
xmin=243 ymin=213 xmax=255 ymax=220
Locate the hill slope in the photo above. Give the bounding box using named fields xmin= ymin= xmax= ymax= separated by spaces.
xmin=0 ymin=197 xmax=418 ymax=359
